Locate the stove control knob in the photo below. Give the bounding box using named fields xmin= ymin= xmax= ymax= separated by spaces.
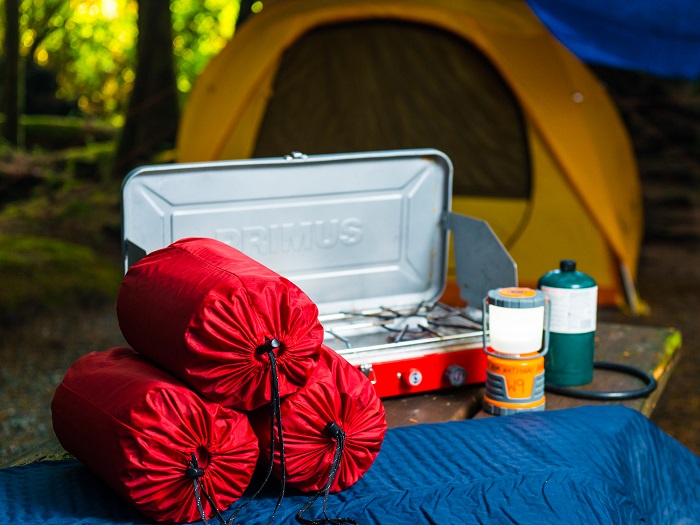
xmin=402 ymin=368 xmax=423 ymax=387
xmin=359 ymin=363 xmax=377 ymax=385
xmin=444 ymin=364 xmax=467 ymax=387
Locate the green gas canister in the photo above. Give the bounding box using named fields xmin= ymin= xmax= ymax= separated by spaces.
xmin=538 ymin=260 xmax=597 ymax=386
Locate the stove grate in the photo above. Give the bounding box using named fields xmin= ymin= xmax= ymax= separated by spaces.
xmin=323 ymin=302 xmax=482 ymax=349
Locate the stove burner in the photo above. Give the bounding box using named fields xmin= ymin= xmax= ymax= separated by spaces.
xmin=382 ymin=313 xmax=441 ymax=342
xmin=384 ymin=314 xmax=431 ymax=332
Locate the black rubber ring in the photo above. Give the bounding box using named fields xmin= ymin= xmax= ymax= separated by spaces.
xmin=545 ymin=361 xmax=657 ymax=400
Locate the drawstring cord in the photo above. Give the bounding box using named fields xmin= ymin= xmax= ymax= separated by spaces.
xmin=295 ymin=422 xmax=357 ymax=525
xmin=266 ymin=338 xmax=287 ymax=523
xmin=229 ymin=337 xmax=287 ymax=525
xmin=187 ymin=339 xmax=355 ymax=525
xmin=186 ymin=452 xmax=227 ymax=525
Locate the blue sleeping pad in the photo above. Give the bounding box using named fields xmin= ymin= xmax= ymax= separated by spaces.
xmin=2 ymin=405 xmax=698 ymax=524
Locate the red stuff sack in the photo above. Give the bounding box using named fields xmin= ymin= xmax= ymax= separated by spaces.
xmin=251 ymin=344 xmax=387 ymax=493
xmin=51 ymin=347 xmax=259 ymax=524
xmin=116 ymin=237 xmax=323 ymax=411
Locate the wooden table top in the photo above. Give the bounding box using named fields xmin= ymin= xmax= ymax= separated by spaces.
xmin=383 ymin=322 xmax=682 ymax=428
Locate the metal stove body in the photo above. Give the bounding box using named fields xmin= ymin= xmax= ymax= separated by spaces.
xmin=122 ymin=149 xmax=516 ymax=398
xmin=319 ymin=302 xmax=487 ymax=397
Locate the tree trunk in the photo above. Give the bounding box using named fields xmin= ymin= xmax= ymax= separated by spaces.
xmin=2 ymin=0 xmax=21 ymax=147
xmin=112 ymin=0 xmax=179 ymax=178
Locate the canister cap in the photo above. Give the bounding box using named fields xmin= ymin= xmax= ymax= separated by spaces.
xmin=487 ymin=287 xmax=546 ymax=308
xmin=538 ymin=260 xmax=596 ymax=289
xmin=560 ymin=260 xmax=576 ymax=272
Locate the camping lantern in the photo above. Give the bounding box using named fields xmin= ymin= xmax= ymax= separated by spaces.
xmin=482 ymin=287 xmax=549 ymax=415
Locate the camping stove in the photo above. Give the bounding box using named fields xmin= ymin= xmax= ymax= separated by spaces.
xmin=322 ymin=302 xmax=486 ymax=398
xmin=121 ymin=148 xmax=517 ymax=398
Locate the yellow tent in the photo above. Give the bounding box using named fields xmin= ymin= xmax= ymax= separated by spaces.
xmin=176 ymin=0 xmax=643 ymax=312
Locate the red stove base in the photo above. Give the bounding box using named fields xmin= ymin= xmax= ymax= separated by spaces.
xmin=353 ymin=346 xmax=487 ymax=399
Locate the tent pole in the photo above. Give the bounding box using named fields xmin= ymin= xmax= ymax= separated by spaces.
xmin=620 ymin=263 xmax=645 ymax=316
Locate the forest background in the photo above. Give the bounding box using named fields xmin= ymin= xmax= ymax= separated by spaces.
xmin=0 ymin=0 xmax=698 ymax=460
xmin=0 ymin=0 xmax=256 ymax=322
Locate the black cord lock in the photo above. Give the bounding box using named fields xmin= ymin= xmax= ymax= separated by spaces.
xmin=185 ymin=452 xmax=206 ymax=479
xmin=256 ymin=337 xmax=281 ymax=355
xmin=324 ymin=421 xmax=344 ymax=440
xmin=185 ymin=466 xmax=205 ymax=479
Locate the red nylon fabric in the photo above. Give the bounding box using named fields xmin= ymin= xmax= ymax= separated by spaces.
xmin=251 ymin=345 xmax=387 ymax=493
xmin=51 ymin=347 xmax=259 ymax=524
xmin=116 ymin=238 xmax=323 ymax=411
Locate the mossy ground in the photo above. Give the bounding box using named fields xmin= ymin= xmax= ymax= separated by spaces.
xmin=0 ymin=144 xmax=122 ymax=326
xmin=0 ymin=235 xmax=121 ymax=325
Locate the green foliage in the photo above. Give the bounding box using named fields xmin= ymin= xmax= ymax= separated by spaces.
xmin=171 ymin=0 xmax=239 ymax=95
xmin=34 ymin=0 xmax=139 ymax=121
xmin=2 ymin=0 xmax=240 ymax=121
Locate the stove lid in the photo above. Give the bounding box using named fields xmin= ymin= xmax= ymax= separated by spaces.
xmin=122 ymin=149 xmax=453 ymax=315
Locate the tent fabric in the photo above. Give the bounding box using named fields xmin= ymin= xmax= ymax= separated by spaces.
xmin=116 ymin=237 xmax=323 ymax=411
xmin=176 ymin=0 xmax=644 ymax=310
xmin=252 ymin=18 xmax=531 ymax=199
xmin=4 ymin=406 xmax=699 ymax=524
xmin=526 ymin=0 xmax=700 ymax=79
xmin=51 ymin=347 xmax=259 ymax=524
xmin=250 ymin=345 xmax=387 ymax=493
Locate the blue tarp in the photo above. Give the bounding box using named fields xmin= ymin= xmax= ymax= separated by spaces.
xmin=526 ymin=0 xmax=700 ymax=79
xmin=2 ymin=405 xmax=699 ymax=524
